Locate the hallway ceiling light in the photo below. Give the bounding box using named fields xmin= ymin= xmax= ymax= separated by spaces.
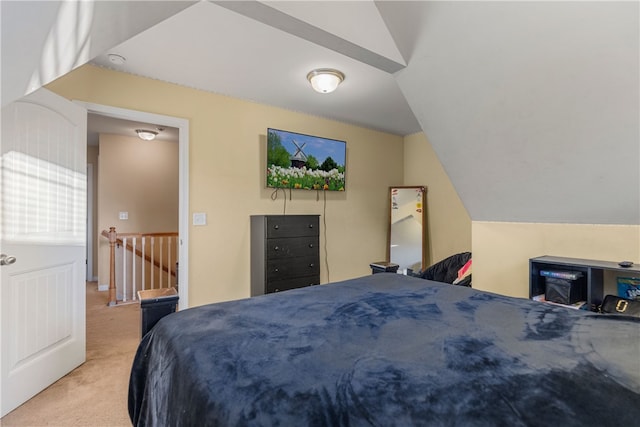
xmin=136 ymin=129 xmax=158 ymax=141
xmin=307 ymin=68 xmax=345 ymax=94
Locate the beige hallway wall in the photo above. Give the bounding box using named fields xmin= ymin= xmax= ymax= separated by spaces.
xmin=96 ymin=133 xmax=179 ymax=289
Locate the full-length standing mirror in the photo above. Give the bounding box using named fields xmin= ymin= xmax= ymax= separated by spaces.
xmin=387 ymin=186 xmax=428 ymax=273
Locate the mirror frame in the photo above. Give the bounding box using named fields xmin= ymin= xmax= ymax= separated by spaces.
xmin=387 ymin=186 xmax=428 ymax=272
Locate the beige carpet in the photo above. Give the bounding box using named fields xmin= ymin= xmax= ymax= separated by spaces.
xmin=1 ymin=283 xmax=140 ymax=426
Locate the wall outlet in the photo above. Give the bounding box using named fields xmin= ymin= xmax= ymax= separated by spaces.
xmin=119 ymin=211 xmax=128 ymax=220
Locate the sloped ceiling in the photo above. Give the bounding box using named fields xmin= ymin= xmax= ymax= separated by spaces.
xmin=0 ymin=0 xmax=197 ymax=107
xmin=385 ymin=1 xmax=639 ymax=225
xmin=2 ymin=1 xmax=638 ymax=225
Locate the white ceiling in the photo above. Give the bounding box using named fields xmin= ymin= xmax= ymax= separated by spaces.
xmin=88 ymin=1 xmax=421 ymax=137
xmin=2 ymin=1 xmax=638 ymax=225
xmin=87 ymin=113 xmax=178 ymax=146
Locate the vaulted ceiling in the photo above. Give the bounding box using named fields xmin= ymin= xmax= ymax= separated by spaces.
xmin=2 ymin=1 xmax=638 ymax=225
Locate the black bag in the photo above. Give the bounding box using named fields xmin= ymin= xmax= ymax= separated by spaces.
xmin=600 ymin=295 xmax=640 ymax=317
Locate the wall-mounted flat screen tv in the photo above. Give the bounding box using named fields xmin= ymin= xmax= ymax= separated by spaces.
xmin=267 ymin=128 xmax=346 ymax=191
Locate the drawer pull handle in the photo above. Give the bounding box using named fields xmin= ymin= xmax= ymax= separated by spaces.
xmin=274 ymin=225 xmax=279 ymax=229
xmin=309 ymin=263 xmax=314 ymax=268
xmin=274 ymin=246 xmax=279 ymax=251
xmin=308 ymin=224 xmax=313 ymax=228
xmin=308 ymin=244 xmax=314 ymax=248
xmin=274 ymin=268 xmax=279 ymax=273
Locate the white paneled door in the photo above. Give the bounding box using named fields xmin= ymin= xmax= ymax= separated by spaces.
xmin=0 ymin=89 xmax=87 ymax=416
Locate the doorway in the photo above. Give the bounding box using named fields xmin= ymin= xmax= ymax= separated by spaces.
xmin=79 ymin=102 xmax=189 ymax=309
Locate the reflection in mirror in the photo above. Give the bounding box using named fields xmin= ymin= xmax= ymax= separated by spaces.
xmin=388 ymin=186 xmax=427 ymax=273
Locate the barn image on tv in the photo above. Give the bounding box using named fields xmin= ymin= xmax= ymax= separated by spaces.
xmin=267 ymin=128 xmax=346 ymax=191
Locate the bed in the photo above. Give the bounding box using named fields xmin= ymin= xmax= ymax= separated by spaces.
xmin=129 ymin=273 xmax=640 ymax=426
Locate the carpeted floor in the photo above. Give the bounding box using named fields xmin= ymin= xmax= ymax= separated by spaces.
xmin=1 ymin=282 xmax=140 ymax=426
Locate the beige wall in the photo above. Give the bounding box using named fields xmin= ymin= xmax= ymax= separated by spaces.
xmin=97 ymin=133 xmax=179 ymax=287
xmin=47 ymin=65 xmax=404 ymax=306
xmin=399 ymin=132 xmax=640 ymax=300
xmin=50 ymin=66 xmax=637 ymax=309
xmin=403 ymin=132 xmax=471 ymax=265
xmin=472 ymin=221 xmax=640 ymax=297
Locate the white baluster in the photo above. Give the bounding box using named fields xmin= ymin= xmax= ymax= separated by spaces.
xmin=132 ymin=237 xmax=137 ymax=300
xmin=151 ymin=236 xmax=155 ymax=289
xmin=122 ymin=237 xmax=127 ymax=302
xmin=141 ymin=237 xmax=146 ymax=291
xmin=167 ymin=236 xmax=172 ymax=289
xmin=159 ymin=237 xmax=164 ymax=289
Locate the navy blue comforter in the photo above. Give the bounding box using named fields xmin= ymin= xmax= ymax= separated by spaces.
xmin=129 ymin=273 xmax=640 ymax=426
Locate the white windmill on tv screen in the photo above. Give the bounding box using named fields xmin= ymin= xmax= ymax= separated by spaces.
xmin=290 ymin=140 xmax=308 ymax=168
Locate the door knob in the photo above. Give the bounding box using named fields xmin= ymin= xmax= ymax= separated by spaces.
xmin=0 ymin=254 xmax=17 ymax=266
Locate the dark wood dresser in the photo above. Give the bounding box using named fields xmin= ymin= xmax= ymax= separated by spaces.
xmin=250 ymin=215 xmax=320 ymax=296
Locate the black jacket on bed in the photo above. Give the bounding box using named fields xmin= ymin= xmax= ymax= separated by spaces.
xmin=415 ymin=252 xmax=471 ymax=286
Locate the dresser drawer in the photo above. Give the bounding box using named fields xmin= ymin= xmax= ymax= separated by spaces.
xmin=266 ymin=236 xmax=318 ymax=259
xmin=266 ymin=256 xmax=320 ymax=281
xmin=266 ymin=276 xmax=320 ymax=294
xmin=265 ymin=215 xmax=319 ymax=238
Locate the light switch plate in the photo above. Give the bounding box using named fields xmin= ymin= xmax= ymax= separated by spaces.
xmin=193 ymin=212 xmax=207 ymax=226
xmin=119 ymin=211 xmax=128 ymax=220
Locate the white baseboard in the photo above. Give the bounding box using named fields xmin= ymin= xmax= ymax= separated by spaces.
xmin=98 ymin=284 xmax=109 ymax=292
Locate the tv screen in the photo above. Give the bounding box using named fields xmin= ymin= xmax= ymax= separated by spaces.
xmin=267 ymin=128 xmax=346 ymax=191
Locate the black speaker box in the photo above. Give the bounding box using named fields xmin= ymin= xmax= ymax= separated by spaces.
xmin=545 ymin=277 xmax=585 ymax=305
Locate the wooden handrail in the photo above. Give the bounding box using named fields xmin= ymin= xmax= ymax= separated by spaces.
xmin=113 ymin=232 xmax=179 ymax=238
xmin=101 ymin=228 xmax=179 ymax=306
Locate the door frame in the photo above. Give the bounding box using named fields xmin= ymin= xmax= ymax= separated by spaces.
xmin=77 ymin=102 xmax=190 ymax=309
xmin=86 ymin=163 xmax=95 ymax=281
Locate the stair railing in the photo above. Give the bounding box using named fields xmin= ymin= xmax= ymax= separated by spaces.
xmin=101 ymin=227 xmax=179 ymax=306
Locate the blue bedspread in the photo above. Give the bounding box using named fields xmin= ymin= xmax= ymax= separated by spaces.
xmin=129 ymin=273 xmax=640 ymax=426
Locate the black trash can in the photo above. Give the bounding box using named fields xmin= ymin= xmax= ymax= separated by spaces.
xmin=137 ymin=288 xmax=179 ymax=338
xmin=369 ymin=261 xmax=400 ymax=274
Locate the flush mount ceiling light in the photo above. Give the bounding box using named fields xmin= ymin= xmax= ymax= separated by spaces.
xmin=306 ymin=68 xmax=345 ymax=94
xmin=135 ymin=129 xmax=158 ymax=141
